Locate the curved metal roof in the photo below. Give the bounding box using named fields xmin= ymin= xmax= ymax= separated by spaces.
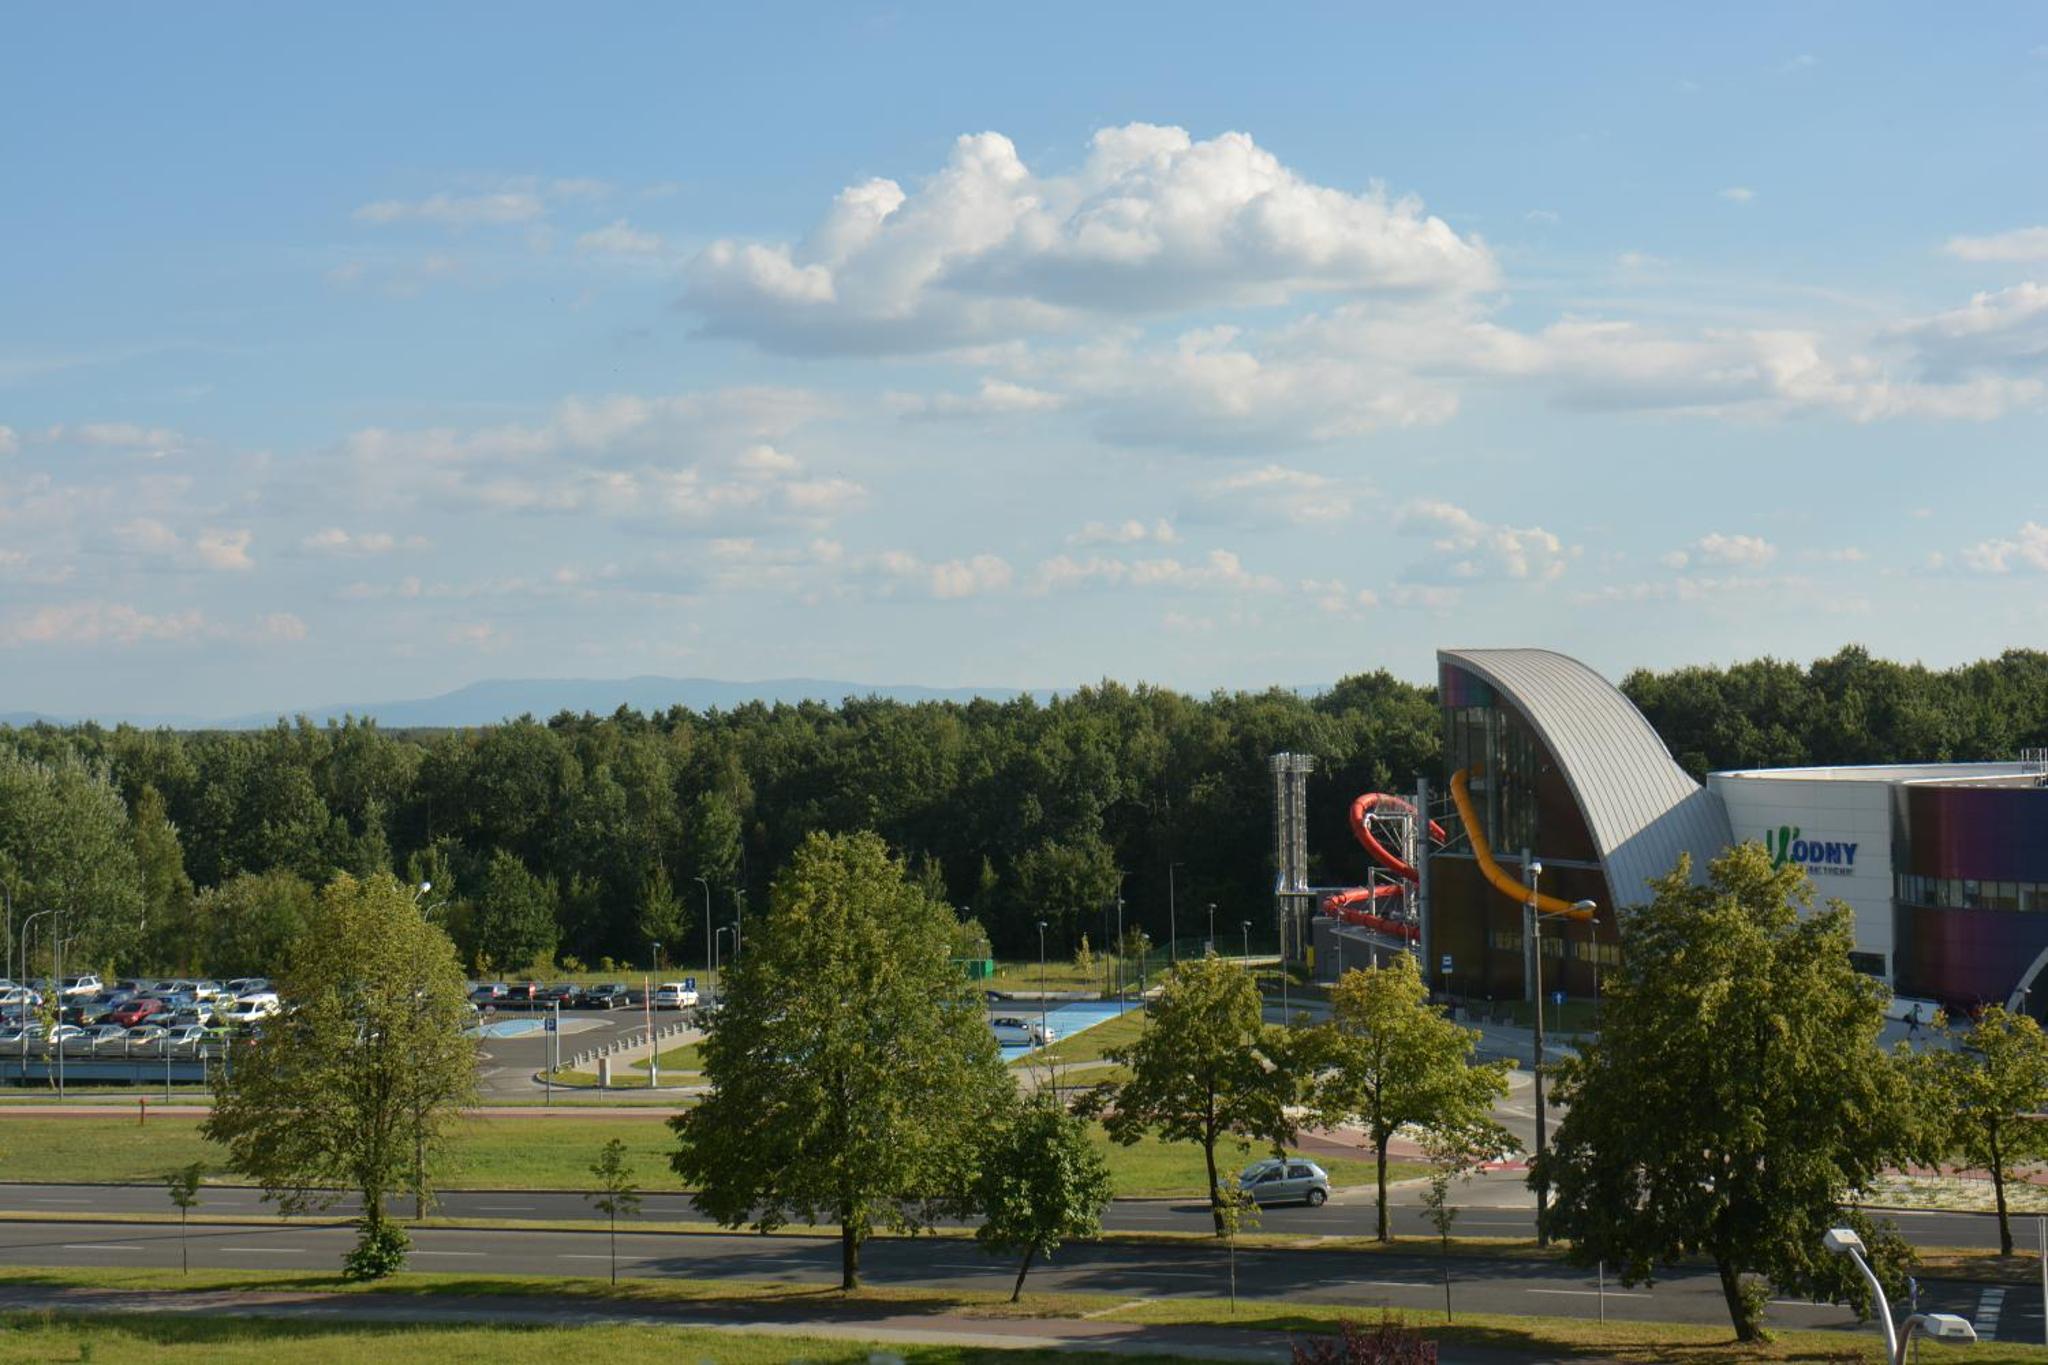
xmin=1439 ymin=647 xmax=1731 ymax=908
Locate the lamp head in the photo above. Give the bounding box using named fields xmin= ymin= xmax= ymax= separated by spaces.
xmin=1529 ymin=860 xmax=1544 ymax=878
xmin=1572 ymin=899 xmax=1598 ymax=913
xmin=1918 ymin=1313 xmax=1977 ymax=1343
xmin=418 ymin=881 xmax=432 ymax=895
xmin=1823 ymin=1227 xmax=1865 ymax=1255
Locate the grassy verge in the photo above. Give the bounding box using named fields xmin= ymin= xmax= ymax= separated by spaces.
xmin=0 ymin=1310 xmax=1123 ymax=1364
xmin=0 ymin=1112 xmax=1406 ymax=1202
xmin=1017 ymin=1008 xmax=1147 ymax=1069
xmin=0 ymin=1267 xmax=2030 ymax=1363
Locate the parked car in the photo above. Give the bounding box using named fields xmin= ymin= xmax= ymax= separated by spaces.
xmin=191 ymin=980 xmax=226 ymax=1001
xmin=497 ymin=982 xmax=541 ymax=1007
xmin=573 ymin=983 xmax=632 ymax=1010
xmin=0 ymin=985 xmax=40 ymax=1007
xmin=989 ymin=1015 xmax=1056 ymax=1047
xmin=124 ymin=1025 xmax=168 ymax=1050
xmin=1238 ymin=1158 xmax=1330 ymax=1208
xmin=469 ymin=983 xmax=509 ymax=1006
xmin=58 ymin=974 xmax=102 ymax=997
xmin=226 ymin=977 xmax=272 ymax=996
xmin=217 ymin=995 xmax=279 ymax=1025
xmin=651 ymin=981 xmax=699 ymax=1010
xmin=535 ymin=983 xmax=579 ymax=1007
xmin=157 ymin=1025 xmax=208 ymax=1052
xmin=109 ymin=997 xmax=167 ymax=1028
xmin=84 ymin=1024 xmax=133 ymax=1052
xmin=43 ymin=1024 xmax=86 ymax=1046
xmin=0 ymin=1026 xmax=29 ymax=1047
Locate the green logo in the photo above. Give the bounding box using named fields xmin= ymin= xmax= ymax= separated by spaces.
xmin=1766 ymin=825 xmax=1800 ymax=869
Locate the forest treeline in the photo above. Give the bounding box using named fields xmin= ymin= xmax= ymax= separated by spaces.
xmin=4 ymin=646 xmax=2047 ymax=978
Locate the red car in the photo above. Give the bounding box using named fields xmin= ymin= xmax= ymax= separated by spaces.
xmin=109 ymin=997 xmax=166 ymax=1028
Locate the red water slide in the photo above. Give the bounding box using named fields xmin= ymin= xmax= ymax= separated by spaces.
xmin=1319 ymin=793 xmax=1446 ymax=941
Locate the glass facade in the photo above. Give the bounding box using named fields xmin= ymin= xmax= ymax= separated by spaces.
xmin=1892 ymin=782 xmax=2048 ymax=1013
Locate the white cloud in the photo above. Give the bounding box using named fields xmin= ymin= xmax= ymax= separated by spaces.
xmin=1193 ymin=464 xmax=1357 ymax=526
xmin=1525 ymin=209 xmax=1560 ymax=225
xmin=257 ymin=612 xmax=308 ymax=641
xmin=301 ymin=527 xmax=421 ymax=555
xmin=112 ymin=518 xmax=184 ymax=555
xmin=1942 ymin=227 xmax=2048 ymax=263
xmin=38 ymin=422 xmax=185 ymax=455
xmin=1302 ymin=577 xmax=1379 ymax=616
xmin=895 ymin=378 xmax=1065 ymax=419
xmin=577 ymin=219 xmax=665 ymax=256
xmin=1958 ymin=523 xmax=2048 ymax=574
xmin=0 ymin=600 xmax=207 ymax=647
xmin=1069 ymin=518 xmax=1176 ymax=546
xmin=1718 ymin=186 xmax=1756 ymax=203
xmin=1396 ymin=499 xmax=1572 ymax=583
xmin=195 ymin=529 xmax=253 ymax=571
xmin=354 ymin=191 xmax=545 ymax=227
xmin=1800 ymin=546 xmax=1868 ymax=564
xmin=1892 ymin=281 xmax=2048 ymax=380
xmin=1031 ymin=548 xmax=1280 ymax=594
xmin=0 ymin=426 xmax=17 ymax=456
xmin=1679 ymin=532 xmax=1777 ymax=569
xmin=878 ymin=550 xmax=1014 ymax=599
xmin=1780 ymin=53 xmax=1819 ymax=72
xmin=684 ymin=123 xmax=1496 ymax=354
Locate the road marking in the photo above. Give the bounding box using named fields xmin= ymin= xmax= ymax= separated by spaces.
xmin=1356 ymin=1280 xmax=1433 ymax=1290
xmin=62 ymin=1244 xmax=146 ymax=1252
xmin=477 ymin=1205 xmax=536 ymax=1211
xmin=559 ymin=1253 xmax=622 ymax=1260
xmin=221 ymin=1246 xmax=306 ymax=1254
xmin=32 ymin=1198 xmax=91 ymax=1204
xmin=934 ymin=1262 xmax=1004 ymax=1271
xmin=411 ymin=1250 xmax=485 ymax=1258
xmin=1526 ymin=1288 xmax=1650 ymax=1299
xmin=1978 ymin=1286 xmax=2005 ymax=1341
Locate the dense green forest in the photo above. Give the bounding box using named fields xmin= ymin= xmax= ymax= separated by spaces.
xmin=4 ymin=646 xmax=2047 ymax=978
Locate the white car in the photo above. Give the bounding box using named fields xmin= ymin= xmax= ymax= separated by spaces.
xmin=218 ymin=994 xmax=280 ymax=1025
xmin=990 ymin=1016 xmax=1056 ymax=1047
xmin=651 ymin=982 xmax=699 ymax=1009
xmin=59 ymin=974 xmax=102 ymax=997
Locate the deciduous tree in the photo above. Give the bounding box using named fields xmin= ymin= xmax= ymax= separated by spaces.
xmin=972 ymin=1092 xmax=1114 ymax=1301
xmin=203 ymin=873 xmax=478 ymax=1278
xmin=1931 ymin=1005 xmax=2048 ymax=1256
xmin=1091 ymin=954 xmax=1300 ymax=1234
xmin=1535 ymin=845 xmax=1917 ymax=1341
xmin=671 ymin=831 xmax=1010 ymax=1289
xmin=1308 ymin=953 xmax=1512 ymax=1242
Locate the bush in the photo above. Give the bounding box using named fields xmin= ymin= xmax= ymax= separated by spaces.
xmin=342 ymin=1220 xmax=412 ymax=1280
xmin=1291 ymin=1315 xmax=1436 ymax=1365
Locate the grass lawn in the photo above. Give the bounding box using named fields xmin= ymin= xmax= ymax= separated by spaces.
xmin=1017 ymin=1008 xmax=1147 ymax=1069
xmin=630 ymin=1039 xmax=704 ymax=1073
xmin=1086 ymin=1122 xmax=1415 ymax=1198
xmin=0 ymin=1312 xmax=1132 ymax=1364
xmin=0 ymin=1267 xmax=2028 ymax=1364
xmin=0 ymin=1114 xmax=689 ymax=1190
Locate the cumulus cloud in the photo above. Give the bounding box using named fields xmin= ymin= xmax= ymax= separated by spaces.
xmin=1666 ymin=532 xmax=1777 ymax=570
xmin=1891 ymin=281 xmax=2048 ymax=379
xmin=1719 ymin=186 xmax=1757 ymax=203
xmin=354 ymin=191 xmax=545 ymax=227
xmin=684 ymin=123 xmax=1496 ymax=354
xmin=1069 ymin=518 xmax=1176 ymax=546
xmin=0 ymin=426 xmax=17 ymax=456
xmin=1396 ymin=499 xmax=1572 ymax=584
xmin=577 ymin=219 xmax=666 ymax=256
xmin=195 ymin=529 xmax=253 ymax=571
xmin=1943 ymin=228 xmax=2048 ymax=263
xmin=893 ymin=378 xmax=1065 ymax=419
xmin=301 ymin=527 xmax=423 ymax=555
xmin=0 ymin=600 xmax=207 ymax=647
xmin=1031 ymin=548 xmax=1280 ymax=594
xmin=877 ymin=550 xmax=1014 ymax=599
xmin=1958 ymin=522 xmax=2048 ymax=574
xmin=1191 ymin=464 xmax=1357 ymax=526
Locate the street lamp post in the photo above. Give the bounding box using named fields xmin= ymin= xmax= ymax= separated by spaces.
xmin=1241 ymin=920 xmax=1250 ymax=963
xmin=1206 ymin=902 xmax=1215 ymax=955
xmin=692 ymin=876 xmax=712 ymax=1005
xmin=1525 ymin=859 xmax=1597 ymax=1250
xmin=1036 ymin=920 xmax=1049 ymax=1067
xmin=732 ymin=889 xmax=744 ymax=958
xmin=1168 ymin=862 xmax=1184 ymax=965
xmin=1825 ymin=1227 xmax=1978 ymax=1362
xmin=651 ymin=940 xmax=662 ymax=974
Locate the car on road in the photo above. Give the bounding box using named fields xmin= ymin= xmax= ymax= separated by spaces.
xmin=989 ymin=1015 xmax=1056 ymax=1047
xmin=573 ymin=983 xmax=632 ymax=1010
xmin=109 ymin=997 xmax=167 ymax=1028
xmin=1238 ymin=1158 xmax=1330 ymax=1208
xmin=651 ymin=982 xmax=698 ymax=1010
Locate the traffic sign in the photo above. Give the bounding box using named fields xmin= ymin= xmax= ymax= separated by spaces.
xmin=683 ymin=976 xmax=696 ymax=991
xmin=542 ymin=1017 xmax=558 ymax=1032
xmin=1441 ymin=954 xmax=1453 ymax=973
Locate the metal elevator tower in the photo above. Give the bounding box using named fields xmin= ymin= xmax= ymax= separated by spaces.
xmin=1270 ymin=752 xmax=1316 ymax=965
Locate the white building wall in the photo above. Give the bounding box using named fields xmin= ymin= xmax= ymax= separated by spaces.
xmin=1708 ymin=774 xmax=1896 ymax=979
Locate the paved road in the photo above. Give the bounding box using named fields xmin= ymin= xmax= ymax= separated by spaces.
xmin=0 ymin=1214 xmax=1999 ymax=1340
xmin=0 ymin=1176 xmax=2014 ymax=1251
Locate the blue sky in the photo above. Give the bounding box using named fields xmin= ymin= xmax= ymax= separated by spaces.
xmin=4 ymin=4 xmax=2046 ymax=716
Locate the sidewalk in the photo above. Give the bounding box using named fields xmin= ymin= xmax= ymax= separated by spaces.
xmin=0 ymin=1282 xmax=1579 ymax=1363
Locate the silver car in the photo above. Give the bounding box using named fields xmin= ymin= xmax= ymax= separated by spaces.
xmin=1238 ymin=1157 xmax=1331 ymax=1208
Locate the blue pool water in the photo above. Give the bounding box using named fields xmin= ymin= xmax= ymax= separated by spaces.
xmin=996 ymin=998 xmax=1143 ymax=1059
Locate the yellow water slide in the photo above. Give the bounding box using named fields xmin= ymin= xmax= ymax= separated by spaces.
xmin=1449 ymin=763 xmax=1595 ymax=920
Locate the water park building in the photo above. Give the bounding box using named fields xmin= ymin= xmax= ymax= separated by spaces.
xmin=1278 ymin=647 xmax=2048 ymax=1019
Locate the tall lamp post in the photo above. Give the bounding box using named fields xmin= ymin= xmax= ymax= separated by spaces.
xmin=1167 ymin=862 xmax=1184 ymax=965
xmin=1206 ymin=902 xmax=1216 ymax=955
xmin=692 ymin=876 xmax=712 ymax=1003
xmin=1825 ymin=1227 xmax=1978 ymax=1362
xmin=1241 ymin=920 xmax=1251 ymax=963
xmin=1525 ymin=858 xmax=1596 ymax=1249
xmin=1036 ymin=920 xmax=1049 ymax=1067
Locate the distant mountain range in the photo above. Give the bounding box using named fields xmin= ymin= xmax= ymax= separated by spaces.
xmin=1 ymin=676 xmax=1063 ymax=731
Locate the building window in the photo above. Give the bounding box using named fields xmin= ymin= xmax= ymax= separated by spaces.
xmin=1849 ymin=952 xmax=1886 ymax=977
